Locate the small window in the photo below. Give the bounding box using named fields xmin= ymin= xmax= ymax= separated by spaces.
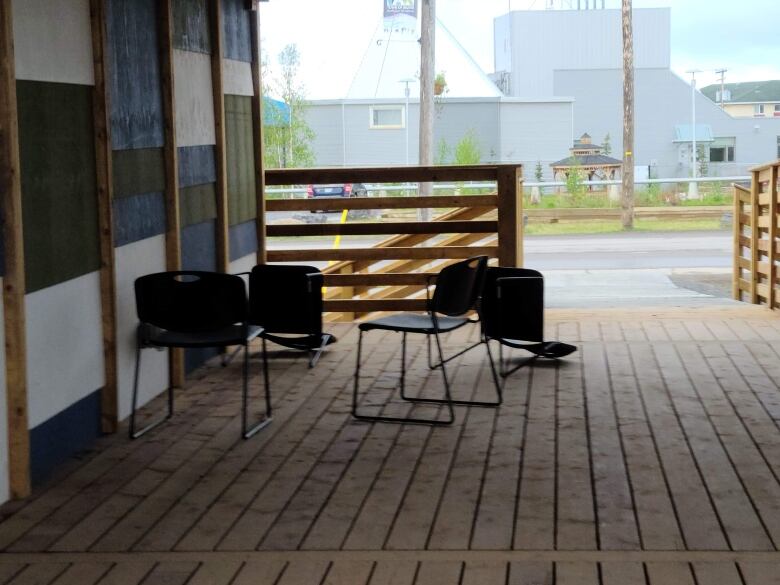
xmin=754 ymin=104 xmax=765 ymax=116
xmin=709 ymin=137 xmax=735 ymax=162
xmin=774 ymin=104 xmax=780 ymax=117
xmin=370 ymin=106 xmax=404 ymax=129
xmin=777 ymin=136 xmax=780 ymax=159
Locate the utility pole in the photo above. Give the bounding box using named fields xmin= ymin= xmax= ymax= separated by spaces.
xmin=418 ymin=0 xmax=435 ymax=221
xmin=621 ymin=0 xmax=634 ymax=229
xmin=687 ymin=69 xmax=701 ymax=198
xmin=716 ymin=68 xmax=727 ymax=108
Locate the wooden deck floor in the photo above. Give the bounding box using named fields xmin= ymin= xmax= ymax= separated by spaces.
xmin=2 ymin=306 xmax=780 ymax=584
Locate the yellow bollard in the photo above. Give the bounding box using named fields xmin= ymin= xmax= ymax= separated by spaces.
xmin=324 ymin=208 xmax=349 ymax=293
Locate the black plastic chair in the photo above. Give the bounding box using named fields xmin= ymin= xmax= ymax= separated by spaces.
xmin=352 ymin=256 xmax=499 ymax=426
xmin=248 ymin=264 xmax=336 ymax=368
xmin=131 ymin=271 xmax=271 ymax=440
xmin=481 ymin=267 xmax=577 ymax=380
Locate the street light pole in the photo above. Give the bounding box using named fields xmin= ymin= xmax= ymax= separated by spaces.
xmin=400 ymin=78 xmax=415 ymax=166
xmin=687 ymin=69 xmax=701 ymax=199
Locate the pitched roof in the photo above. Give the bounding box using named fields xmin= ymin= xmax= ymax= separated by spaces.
xmin=701 ymin=80 xmax=780 ymax=104
xmin=551 ymin=154 xmax=623 ymax=167
xmin=673 ymin=124 xmax=714 ymax=143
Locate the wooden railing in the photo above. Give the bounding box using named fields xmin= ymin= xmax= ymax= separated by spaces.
xmin=265 ymin=165 xmax=523 ymax=317
xmin=733 ymin=160 xmax=779 ymax=309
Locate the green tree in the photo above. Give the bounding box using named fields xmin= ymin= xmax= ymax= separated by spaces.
xmin=435 ymin=137 xmax=451 ymax=165
xmin=602 ymin=132 xmax=612 ymax=155
xmin=263 ymin=44 xmax=315 ymax=169
xmin=534 ymin=161 xmax=544 ymax=182
xmin=696 ymin=144 xmax=709 ymax=177
xmin=565 ymin=158 xmax=586 ymax=203
xmin=453 ymin=129 xmax=481 ymax=165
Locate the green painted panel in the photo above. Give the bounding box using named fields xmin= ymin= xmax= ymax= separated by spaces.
xmin=180 ymin=183 xmax=217 ymax=227
xmin=225 ymin=95 xmax=256 ymax=226
xmin=173 ymin=0 xmax=211 ymax=54
xmin=17 ymin=81 xmax=100 ymax=293
xmin=112 ymin=148 xmax=166 ymax=198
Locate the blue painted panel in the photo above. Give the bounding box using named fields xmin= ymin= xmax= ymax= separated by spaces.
xmin=181 ymin=219 xmax=219 ymax=372
xmin=178 ymin=145 xmax=216 ymax=188
xmin=222 ymin=0 xmax=252 ymax=62
xmin=113 ymin=192 xmax=167 ymax=248
xmin=107 ymin=0 xmax=165 ymax=150
xmin=229 ymin=219 xmax=257 ymax=261
xmin=30 ymin=390 xmax=101 ymax=487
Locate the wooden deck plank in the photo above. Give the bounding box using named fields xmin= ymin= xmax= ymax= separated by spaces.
xmin=274 ymin=560 xmax=331 ymax=585
xmin=6 ymin=563 xmax=69 ymax=585
xmin=582 ymin=343 xmax=640 ymax=550
xmin=186 ymin=560 xmax=243 ymax=585
xmin=629 ymin=344 xmax=729 ymax=550
xmin=554 ymin=562 xmax=599 ymax=585
xmin=645 ymin=562 xmax=695 ymax=585
xmin=600 ymin=562 xmax=647 ymax=585
xmin=140 ymin=561 xmax=198 ymax=585
xmin=368 ymin=561 xmax=418 ymax=585
xmin=507 ymin=562 xmax=553 ymax=585
xmin=413 ymin=561 xmax=462 ymax=585
xmin=231 ymin=560 xmax=286 ymax=585
xmin=691 ymin=562 xmax=744 ymax=585
xmin=739 ymin=562 xmax=780 ymax=585
xmin=460 ymin=561 xmax=507 ymax=585
xmin=94 ymin=561 xmax=155 ymax=585
xmin=322 ymin=561 xmax=375 ymax=585
xmin=50 ymin=563 xmax=112 ymax=585
xmin=729 ymin=342 xmax=780 ymax=422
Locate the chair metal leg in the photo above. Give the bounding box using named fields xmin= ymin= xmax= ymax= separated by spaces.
xmin=129 ymin=343 xmax=174 ymax=440
xmin=308 ymin=334 xmax=331 ymax=368
xmin=242 ymin=341 xmax=272 ymax=439
xmin=497 ymin=342 xmax=537 ymax=378
xmin=427 ymin=325 xmax=482 ymax=370
xmin=352 ymin=330 xmax=454 ymax=426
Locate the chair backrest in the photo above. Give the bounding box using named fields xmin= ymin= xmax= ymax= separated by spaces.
xmin=135 ymin=271 xmax=247 ymax=333
xmin=248 ymin=264 xmax=323 ymax=334
xmin=480 ymin=266 xmax=544 ymax=342
xmin=430 ymin=256 xmax=488 ymax=317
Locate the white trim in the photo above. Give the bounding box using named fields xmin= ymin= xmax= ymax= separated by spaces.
xmin=369 ymin=105 xmax=405 ymax=129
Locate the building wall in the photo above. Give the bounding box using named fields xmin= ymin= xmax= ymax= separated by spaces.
xmin=495 ymin=8 xmax=670 ymax=98
xmin=554 ymin=68 xmax=780 ymax=178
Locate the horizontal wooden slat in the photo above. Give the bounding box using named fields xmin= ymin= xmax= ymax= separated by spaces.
xmin=266 ymin=195 xmax=497 ymax=212
xmin=265 ymin=164 xmax=510 ymax=185
xmin=268 ymin=245 xmax=498 ymax=262
xmin=749 ymin=160 xmax=780 ymax=173
xmin=323 ymin=273 xmax=436 ymax=287
xmin=739 ymin=213 xmax=751 ymax=225
xmin=737 ymin=257 xmax=751 ymax=270
xmin=739 ymin=235 xmax=751 ymax=248
xmin=757 ymin=283 xmax=771 ymax=298
xmin=758 ymin=216 xmax=773 ymax=229
xmin=758 ymin=192 xmax=775 ymax=206
xmin=322 ymin=298 xmax=428 ymax=313
xmin=756 ymin=262 xmax=772 ymax=276
xmin=758 ymin=166 xmax=777 ymax=184
xmin=267 ymin=220 xmax=497 ymax=238
xmin=738 ymin=278 xmax=752 ymax=292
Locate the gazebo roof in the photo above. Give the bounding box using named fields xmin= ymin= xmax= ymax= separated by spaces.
xmin=551 ymin=154 xmax=623 ymax=168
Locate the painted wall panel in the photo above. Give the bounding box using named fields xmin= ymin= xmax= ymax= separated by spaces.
xmin=107 ymin=0 xmax=165 ymax=149
xmin=112 ymin=148 xmax=166 ymax=198
xmin=229 ymin=220 xmax=257 ymax=262
xmin=225 ymin=95 xmax=257 ymax=225
xmin=174 ymin=50 xmax=216 ymax=147
xmin=222 ymin=0 xmax=252 ymax=62
xmin=222 ymin=59 xmax=254 ymax=97
xmin=181 ymin=184 xmax=217 ymax=228
xmin=0 ymin=286 xmax=8 ymax=502
xmin=229 ymin=253 xmax=257 ymax=277
xmin=178 ymin=145 xmax=217 ymax=187
xmin=173 ymin=0 xmax=211 ymax=54
xmin=12 ymin=0 xmax=94 ymax=86
xmin=17 ymin=81 xmax=100 ymax=293
xmin=113 ymin=192 xmax=167 ymax=247
xmin=114 ymin=236 xmax=168 ymax=420
xmin=26 ymin=272 xmax=104 ymax=428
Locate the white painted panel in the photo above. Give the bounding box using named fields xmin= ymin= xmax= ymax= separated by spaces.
xmin=115 ymin=236 xmax=169 ymax=420
xmin=12 ymin=0 xmax=94 ymax=86
xmin=26 ymin=273 xmax=104 ymax=428
xmin=174 ymin=50 xmax=216 ymax=147
xmin=0 ymin=281 xmax=9 ymax=504
xmin=229 ymin=253 xmax=258 ymax=277
xmin=223 ymin=59 xmax=254 ymax=97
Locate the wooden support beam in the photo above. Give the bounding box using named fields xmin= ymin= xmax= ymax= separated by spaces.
xmin=496 ymin=165 xmax=523 ymax=267
xmin=159 ymin=0 xmax=184 ymax=387
xmin=267 ymin=220 xmax=498 ymax=238
xmin=249 ymin=9 xmax=266 ymax=263
xmin=268 ymin=245 xmax=498 ymax=263
xmin=0 ymin=0 xmax=30 ymax=498
xmin=769 ymin=165 xmax=778 ymax=309
xmin=266 ymin=195 xmax=498 ymax=212
xmin=750 ymin=170 xmax=760 ymax=305
xmin=322 ymin=272 xmax=437 ymax=287
xmin=210 ymin=0 xmax=229 ymax=273
xmin=90 ymin=0 xmax=118 ymax=433
xmin=732 ymin=184 xmax=742 ymax=301
xmin=265 ymin=165 xmax=505 ymax=185
xmin=323 ymin=298 xmax=428 ymax=313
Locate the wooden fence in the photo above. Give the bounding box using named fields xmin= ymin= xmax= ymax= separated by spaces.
xmin=733 ymin=161 xmax=780 ymax=308
xmin=264 ymin=165 xmax=523 ymax=318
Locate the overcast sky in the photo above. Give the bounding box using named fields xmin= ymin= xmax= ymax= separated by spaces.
xmin=259 ymin=0 xmax=780 ymax=99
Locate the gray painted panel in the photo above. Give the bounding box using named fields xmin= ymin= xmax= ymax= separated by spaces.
xmin=113 ymin=191 xmax=167 ymax=247
xmin=222 ymin=0 xmax=251 ymax=63
xmin=173 ymin=0 xmax=211 ymax=54
xmin=229 ymin=219 xmax=257 ymax=262
xmin=178 ymin=145 xmax=217 ymax=187
xmin=107 ymin=0 xmax=164 ymax=149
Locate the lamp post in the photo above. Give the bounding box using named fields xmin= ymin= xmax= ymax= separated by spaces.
xmin=400 ymin=78 xmax=415 ymax=166
xmin=687 ymin=69 xmax=701 ymax=199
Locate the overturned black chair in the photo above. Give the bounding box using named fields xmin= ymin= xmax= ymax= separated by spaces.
xmin=481 ymin=267 xmax=577 ymax=379
xmin=131 ymin=271 xmax=271 ymax=440
xmin=248 ymin=264 xmax=336 ymax=368
xmin=353 ymin=256 xmax=500 ymax=426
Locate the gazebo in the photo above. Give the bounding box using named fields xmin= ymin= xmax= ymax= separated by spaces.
xmin=550 ymin=133 xmax=622 ymax=185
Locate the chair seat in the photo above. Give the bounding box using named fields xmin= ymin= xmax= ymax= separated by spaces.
xmin=261 ymin=332 xmax=337 ymax=350
xmin=141 ymin=324 xmax=263 ymax=349
xmin=359 ymin=314 xmax=469 ymax=334
xmin=496 ymin=338 xmax=577 ymax=358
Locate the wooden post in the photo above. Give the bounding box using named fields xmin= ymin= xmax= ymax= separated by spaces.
xmin=621 ymin=0 xmax=635 ymax=230
xmin=769 ymin=165 xmax=778 ymax=309
xmin=732 ymin=184 xmax=741 ymax=301
xmin=497 ymin=165 xmax=524 ymax=267
xmin=0 ymin=0 xmax=31 ymax=498
xmin=90 ymin=0 xmax=118 ymax=433
xmin=249 ymin=8 xmax=267 ymax=263
xmin=159 ymin=0 xmax=184 ymax=387
xmin=750 ymin=169 xmax=760 ymax=305
xmin=418 ymin=0 xmax=435 ymax=222
xmin=210 ymin=0 xmax=229 ymax=273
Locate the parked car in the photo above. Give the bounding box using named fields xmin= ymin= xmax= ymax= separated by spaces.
xmin=306 ymin=183 xmax=368 ymax=212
